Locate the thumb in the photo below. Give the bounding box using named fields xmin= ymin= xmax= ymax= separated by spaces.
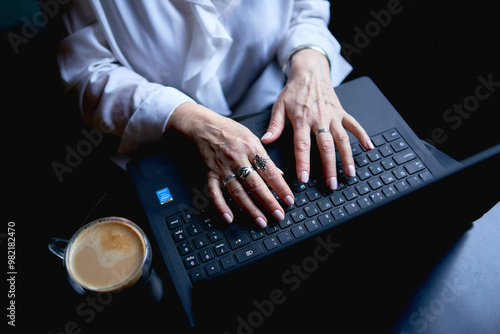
xmin=261 ymin=101 xmax=286 ymax=144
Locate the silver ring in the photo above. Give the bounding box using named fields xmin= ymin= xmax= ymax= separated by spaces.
xmin=315 ymin=128 xmax=331 ymax=136
xmin=253 ymin=154 xmax=269 ymax=171
xmin=222 ymin=174 xmax=236 ymax=186
xmin=237 ymin=166 xmax=255 ymax=180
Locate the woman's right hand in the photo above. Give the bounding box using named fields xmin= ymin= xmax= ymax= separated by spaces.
xmin=166 ymin=102 xmax=295 ymax=229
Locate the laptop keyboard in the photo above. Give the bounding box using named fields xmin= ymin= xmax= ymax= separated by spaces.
xmin=164 ymin=128 xmax=434 ymax=283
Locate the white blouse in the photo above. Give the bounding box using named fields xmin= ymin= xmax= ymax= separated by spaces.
xmin=57 ymin=0 xmax=352 ymax=152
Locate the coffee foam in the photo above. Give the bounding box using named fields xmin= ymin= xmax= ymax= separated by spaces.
xmin=68 ymin=220 xmax=145 ymax=290
xmin=80 ymin=223 xmax=141 ymax=269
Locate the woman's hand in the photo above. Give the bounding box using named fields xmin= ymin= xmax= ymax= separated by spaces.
xmin=261 ymin=49 xmax=374 ymax=190
xmin=167 ymin=102 xmax=294 ymax=229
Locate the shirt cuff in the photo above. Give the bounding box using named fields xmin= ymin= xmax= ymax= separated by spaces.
xmin=118 ymin=85 xmax=195 ymax=153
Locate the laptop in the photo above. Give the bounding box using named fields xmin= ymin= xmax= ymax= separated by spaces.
xmin=127 ymin=76 xmax=500 ymax=327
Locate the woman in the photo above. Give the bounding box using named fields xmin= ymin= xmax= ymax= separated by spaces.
xmin=57 ymin=0 xmax=373 ymax=229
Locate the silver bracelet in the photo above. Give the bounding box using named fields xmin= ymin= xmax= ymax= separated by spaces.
xmin=281 ymin=44 xmax=331 ymax=80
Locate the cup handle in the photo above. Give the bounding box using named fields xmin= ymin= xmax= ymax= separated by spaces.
xmin=48 ymin=237 xmax=69 ymax=259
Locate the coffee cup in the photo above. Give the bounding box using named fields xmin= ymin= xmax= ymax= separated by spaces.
xmin=48 ymin=217 xmax=161 ymax=299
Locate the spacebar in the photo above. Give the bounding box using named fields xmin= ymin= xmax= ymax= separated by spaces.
xmin=234 ymin=243 xmax=265 ymax=263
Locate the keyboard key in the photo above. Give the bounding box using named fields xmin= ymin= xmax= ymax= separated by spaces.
xmin=293 ymin=181 xmax=308 ymax=192
xmin=213 ymin=242 xmax=230 ymax=256
xmin=306 ymin=189 xmax=321 ymax=201
xmin=382 ymin=186 xmax=398 ymax=198
xmin=291 ymin=225 xmax=307 ymax=238
xmin=263 ymin=237 xmax=280 ymax=250
xmin=355 ymin=183 xmax=371 ymax=196
xmin=369 ymin=191 xmax=385 ymax=204
xmin=391 ymin=139 xmax=408 ymax=152
xmin=405 ymin=160 xmax=425 ymax=174
xmin=205 ymin=261 xmax=221 ymax=276
xmin=395 ymin=180 xmax=410 ymax=192
xmin=278 ymin=217 xmax=293 ymax=229
xmin=407 ymin=175 xmax=423 ymax=187
xmin=381 ymin=158 xmax=396 ymax=170
xmin=173 ymin=229 xmax=188 ymax=242
xmin=357 ymin=168 xmax=372 ymax=180
xmin=355 ymin=155 xmax=370 ymax=167
xmin=291 ymin=210 xmax=307 ymax=223
xmin=344 ymin=202 xmax=360 ymax=215
xmin=190 ymin=268 xmax=206 ymax=282
xmin=182 ymin=211 xmax=197 ymax=223
xmin=220 ymin=255 xmax=236 ymax=270
xmin=235 ymin=243 xmax=265 ymax=263
xmin=295 ymin=193 xmax=308 ymax=207
xmin=166 ymin=216 xmax=182 ymax=230
xmin=419 ymin=171 xmax=434 ymax=182
xmin=393 ymin=167 xmax=408 ymax=180
xmin=207 ymin=230 xmax=223 ymax=242
xmin=304 ymin=205 xmax=320 ymax=217
xmin=199 ymin=248 xmax=215 ymax=263
xmin=368 ymin=178 xmax=383 ymax=190
xmin=184 ymin=255 xmax=199 ymax=269
xmin=178 ymin=241 xmax=193 ymax=255
xmin=369 ymin=163 xmax=384 ymax=175
xmin=317 ymin=199 xmax=333 ymax=211
xmin=265 ymin=225 xmax=279 ymax=234
xmin=383 ymin=129 xmax=400 ymax=142
xmin=331 ymin=208 xmax=347 ymax=220
xmin=330 ymin=193 xmax=346 ymax=206
xmin=394 ymin=151 xmax=416 ymax=165
xmin=187 ymin=222 xmax=202 ymax=236
xmin=318 ymin=213 xmax=334 ymax=226
xmin=193 ymin=235 xmax=209 ymax=249
xmin=371 ymin=134 xmax=386 ymax=147
xmin=305 ymin=219 xmax=321 ymax=232
xmin=380 ymin=173 xmax=396 ymax=185
xmin=224 ymin=227 xmax=251 ymax=250
xmin=343 ymin=189 xmax=358 ymax=201
xmin=379 ymin=145 xmax=394 ymax=157
xmin=357 ymin=197 xmax=373 ymax=210
xmin=351 ymin=143 xmax=362 ymax=156
xmin=367 ymin=151 xmax=382 ymax=162
xmin=201 ymin=218 xmax=214 ymax=230
xmin=277 ymin=231 xmax=293 ymax=244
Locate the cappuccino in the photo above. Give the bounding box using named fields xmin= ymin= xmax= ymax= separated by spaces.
xmin=67 ymin=219 xmax=146 ymax=292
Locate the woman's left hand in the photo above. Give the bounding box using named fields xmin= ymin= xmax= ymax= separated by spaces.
xmin=261 ymin=49 xmax=374 ymax=190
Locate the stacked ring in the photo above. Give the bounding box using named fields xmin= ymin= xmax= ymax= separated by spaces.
xmin=314 ymin=128 xmax=331 ymax=136
xmin=222 ymin=174 xmax=236 ymax=186
xmin=237 ymin=166 xmax=255 ymax=180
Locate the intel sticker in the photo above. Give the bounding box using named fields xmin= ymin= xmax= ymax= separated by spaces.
xmin=156 ymin=187 xmax=173 ymax=204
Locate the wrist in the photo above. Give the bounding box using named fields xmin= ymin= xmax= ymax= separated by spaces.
xmin=282 ymin=45 xmax=331 ymax=80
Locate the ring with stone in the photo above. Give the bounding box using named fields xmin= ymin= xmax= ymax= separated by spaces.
xmin=253 ymin=154 xmax=269 ymax=171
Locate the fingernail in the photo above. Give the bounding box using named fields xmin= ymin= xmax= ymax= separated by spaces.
xmin=328 ymin=177 xmax=338 ymax=190
xmin=366 ymin=139 xmax=375 ymax=150
xmin=347 ymin=165 xmax=356 ymax=178
xmin=223 ymin=213 xmax=233 ymax=223
xmin=277 ymin=167 xmax=284 ymax=175
xmin=284 ymin=195 xmax=294 ymax=206
xmin=261 ymin=132 xmax=272 ymax=140
xmin=255 ymin=217 xmax=267 ymax=229
xmin=272 ymin=210 xmax=285 ymax=221
xmin=300 ymin=171 xmax=309 ymax=183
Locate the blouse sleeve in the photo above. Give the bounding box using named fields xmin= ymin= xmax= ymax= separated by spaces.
xmin=56 ymin=1 xmax=195 ymax=153
xmin=277 ymin=0 xmax=352 ymax=87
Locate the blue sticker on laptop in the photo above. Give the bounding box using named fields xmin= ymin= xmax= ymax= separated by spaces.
xmin=156 ymin=187 xmax=173 ymax=204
